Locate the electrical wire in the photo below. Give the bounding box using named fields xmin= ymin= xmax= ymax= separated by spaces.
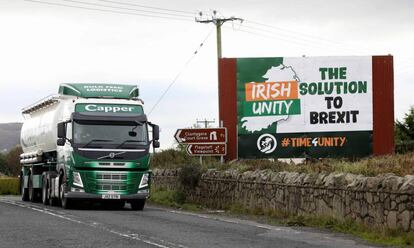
xmin=227 ymin=26 xmax=332 ymax=51
xmin=24 ymin=0 xmax=195 ymax=22
xmin=243 ymin=19 xmax=368 ymax=55
xmin=62 ymin=0 xmax=194 ymax=19
xmin=148 ymin=28 xmax=215 ymax=115
xmin=96 ymin=0 xmax=195 ymax=15
xmin=245 ymin=19 xmax=340 ymax=45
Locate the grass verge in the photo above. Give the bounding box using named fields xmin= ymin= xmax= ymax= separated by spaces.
xmin=148 ymin=186 xmax=202 ymax=212
xmin=225 ymin=203 xmax=414 ymax=247
xmin=149 ymin=187 xmax=414 ymax=247
xmin=0 ymin=177 xmax=20 ymax=195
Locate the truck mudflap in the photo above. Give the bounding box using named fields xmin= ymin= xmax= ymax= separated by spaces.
xmin=65 ymin=191 xmax=149 ymax=200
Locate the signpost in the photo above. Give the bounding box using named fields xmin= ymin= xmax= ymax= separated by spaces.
xmin=174 ymin=128 xmax=227 ymax=144
xmin=186 ymin=144 xmax=226 ymax=156
xmin=174 ymin=128 xmax=227 ymax=163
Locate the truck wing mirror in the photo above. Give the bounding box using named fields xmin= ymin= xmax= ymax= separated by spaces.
xmin=152 ymin=125 xmax=160 ymax=141
xmin=57 ymin=122 xmax=66 ymax=138
xmin=153 ymin=140 xmax=160 ymax=148
xmin=57 ymin=138 xmax=66 ymax=146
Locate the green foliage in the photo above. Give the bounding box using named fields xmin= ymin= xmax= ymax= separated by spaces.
xmin=221 ymin=203 xmax=414 ymax=247
xmin=396 ymin=106 xmax=414 ymax=154
xmin=178 ymin=164 xmax=201 ymax=189
xmin=0 ymin=153 xmax=6 ymax=176
xmin=0 ymin=146 xmax=22 ymax=177
xmin=151 ymin=148 xmax=197 ymax=169
xmin=150 ymin=187 xmax=186 ymax=207
xmin=396 ymin=106 xmax=414 ymax=143
xmin=149 ymin=187 xmax=203 ymax=211
xmin=152 ymin=147 xmax=414 ymax=176
xmin=151 ymin=146 xmax=220 ymax=169
xmin=0 ymin=178 xmax=20 ymax=195
xmin=286 ymin=215 xmax=414 ymax=247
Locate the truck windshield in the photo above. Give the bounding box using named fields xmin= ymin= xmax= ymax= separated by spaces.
xmin=73 ymin=122 xmax=148 ymax=148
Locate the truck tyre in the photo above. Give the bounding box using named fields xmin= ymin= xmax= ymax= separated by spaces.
xmin=21 ymin=174 xmax=29 ymax=201
xmin=130 ymin=199 xmax=145 ymax=211
xmin=29 ymin=174 xmax=41 ymax=202
xmin=28 ymin=174 xmax=36 ymax=202
xmin=48 ymin=177 xmax=59 ymax=206
xmin=49 ymin=192 xmax=59 ymax=206
xmin=60 ymin=183 xmax=72 ymax=209
xmin=42 ymin=175 xmax=49 ymax=205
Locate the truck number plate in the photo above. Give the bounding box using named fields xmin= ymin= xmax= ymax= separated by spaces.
xmin=102 ymin=194 xmax=120 ymax=199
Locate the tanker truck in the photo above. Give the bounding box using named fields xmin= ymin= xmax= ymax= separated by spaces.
xmin=19 ymin=83 xmax=160 ymax=210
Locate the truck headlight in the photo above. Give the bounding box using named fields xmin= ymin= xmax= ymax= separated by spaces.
xmin=73 ymin=171 xmax=83 ymax=188
xmin=139 ymin=173 xmax=149 ymax=189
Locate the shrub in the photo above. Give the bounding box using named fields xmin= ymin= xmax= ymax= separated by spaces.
xmin=0 ymin=177 xmax=20 ymax=195
xmin=178 ymin=164 xmax=201 ymax=189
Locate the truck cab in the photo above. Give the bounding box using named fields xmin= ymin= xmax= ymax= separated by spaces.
xmin=20 ymin=83 xmax=159 ymax=210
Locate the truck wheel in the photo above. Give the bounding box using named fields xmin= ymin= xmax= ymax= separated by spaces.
xmin=60 ymin=183 xmax=72 ymax=209
xmin=48 ymin=177 xmax=59 ymax=206
xmin=49 ymin=192 xmax=59 ymax=206
xmin=42 ymin=176 xmax=49 ymax=205
xmin=28 ymin=174 xmax=35 ymax=202
xmin=21 ymin=175 xmax=29 ymax=201
xmin=130 ymin=199 xmax=145 ymax=211
xmin=29 ymin=174 xmax=41 ymax=202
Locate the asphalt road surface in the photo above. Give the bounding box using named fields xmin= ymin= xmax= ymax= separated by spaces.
xmin=0 ymin=196 xmax=382 ymax=248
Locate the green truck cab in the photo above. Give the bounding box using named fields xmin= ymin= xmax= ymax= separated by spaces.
xmin=20 ymin=83 xmax=159 ymax=210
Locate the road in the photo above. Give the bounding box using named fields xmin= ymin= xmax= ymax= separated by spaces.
xmin=0 ymin=196 xmax=381 ymax=248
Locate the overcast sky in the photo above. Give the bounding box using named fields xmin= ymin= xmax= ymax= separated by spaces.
xmin=0 ymin=0 xmax=413 ymax=149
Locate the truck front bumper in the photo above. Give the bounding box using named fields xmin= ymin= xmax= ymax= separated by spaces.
xmin=65 ymin=192 xmax=149 ymax=200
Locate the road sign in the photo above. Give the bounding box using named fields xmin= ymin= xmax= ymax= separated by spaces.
xmin=186 ymin=144 xmax=227 ymax=156
xmin=174 ymin=128 xmax=227 ymax=144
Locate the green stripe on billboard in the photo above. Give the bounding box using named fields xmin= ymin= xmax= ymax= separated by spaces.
xmin=238 ymin=131 xmax=372 ymax=158
xmin=241 ymin=99 xmax=301 ymax=117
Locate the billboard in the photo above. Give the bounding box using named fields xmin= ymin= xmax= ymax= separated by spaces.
xmin=219 ymin=56 xmax=394 ymax=159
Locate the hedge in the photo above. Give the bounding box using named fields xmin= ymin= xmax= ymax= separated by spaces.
xmin=0 ymin=178 xmax=20 ymax=195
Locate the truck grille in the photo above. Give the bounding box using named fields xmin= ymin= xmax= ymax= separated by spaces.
xmin=96 ymin=184 xmax=127 ymax=191
xmin=84 ymin=171 xmax=140 ymax=193
xmin=97 ymin=162 xmax=126 ymax=166
xmin=96 ymin=173 xmax=127 ymax=181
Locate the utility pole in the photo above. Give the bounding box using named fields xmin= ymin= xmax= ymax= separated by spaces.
xmin=196 ymin=11 xmax=242 ymax=164
xmin=195 ymin=118 xmax=215 ymax=165
xmin=195 ymin=11 xmax=243 ymax=59
xmin=196 ymin=118 xmax=215 ymax=128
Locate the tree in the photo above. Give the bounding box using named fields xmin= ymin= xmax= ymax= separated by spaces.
xmin=0 ymin=153 xmax=6 ymax=176
xmin=5 ymin=146 xmax=22 ymax=177
xmin=395 ymin=106 xmax=414 ymax=143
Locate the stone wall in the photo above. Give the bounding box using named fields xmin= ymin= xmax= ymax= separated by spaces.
xmin=153 ymin=169 xmax=414 ymax=231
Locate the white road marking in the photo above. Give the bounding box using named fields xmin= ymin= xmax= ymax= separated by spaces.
xmin=0 ymin=198 xmax=187 ymax=248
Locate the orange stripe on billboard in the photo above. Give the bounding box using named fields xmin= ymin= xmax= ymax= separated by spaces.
xmin=245 ymin=81 xmax=298 ymax=102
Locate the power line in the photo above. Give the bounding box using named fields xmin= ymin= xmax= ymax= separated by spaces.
xmin=243 ymin=19 xmax=369 ymax=55
xmin=148 ymin=28 xmax=215 ymax=115
xmin=24 ymin=0 xmax=195 ymax=22
xmin=234 ymin=27 xmax=327 ymax=50
xmin=228 ymin=27 xmax=332 ymax=51
xmin=96 ymin=0 xmax=195 ymax=15
xmin=245 ymin=19 xmax=340 ymax=45
xmin=236 ymin=23 xmax=361 ymax=54
xmin=62 ymin=0 xmax=194 ymax=19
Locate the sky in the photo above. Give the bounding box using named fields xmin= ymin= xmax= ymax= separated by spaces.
xmin=0 ymin=0 xmax=413 ymax=149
